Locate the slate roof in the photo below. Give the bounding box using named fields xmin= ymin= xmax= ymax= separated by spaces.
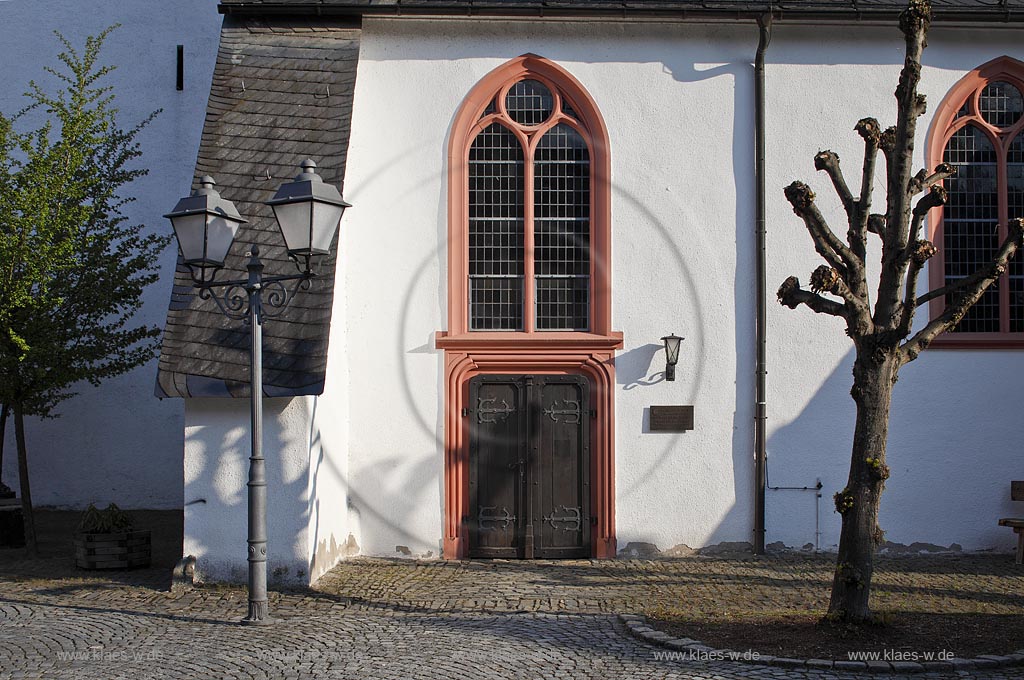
xmin=156 ymin=17 xmax=360 ymax=398
xmin=218 ymin=0 xmax=1024 ymax=22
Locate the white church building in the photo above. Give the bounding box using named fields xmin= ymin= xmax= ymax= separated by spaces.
xmin=3 ymin=0 xmax=1023 ymax=584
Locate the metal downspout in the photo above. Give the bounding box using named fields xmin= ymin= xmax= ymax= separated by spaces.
xmin=754 ymin=13 xmax=772 ymax=555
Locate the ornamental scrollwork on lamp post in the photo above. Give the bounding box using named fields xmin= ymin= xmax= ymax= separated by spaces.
xmin=165 ymin=160 xmax=349 ymax=625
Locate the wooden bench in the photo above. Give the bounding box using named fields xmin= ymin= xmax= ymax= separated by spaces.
xmin=998 ymin=480 xmax=1024 ymax=564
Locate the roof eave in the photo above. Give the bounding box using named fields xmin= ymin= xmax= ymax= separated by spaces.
xmin=217 ymin=2 xmax=1023 ymax=24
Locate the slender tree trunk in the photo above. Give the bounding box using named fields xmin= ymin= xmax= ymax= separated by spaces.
xmin=0 ymin=404 xmax=8 ymax=491
xmin=14 ymin=404 xmax=38 ymax=556
xmin=828 ymin=345 xmax=898 ymax=622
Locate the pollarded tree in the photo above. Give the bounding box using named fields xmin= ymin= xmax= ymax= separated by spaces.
xmin=0 ymin=27 xmax=166 ymax=553
xmin=777 ymin=0 xmax=1024 ymax=622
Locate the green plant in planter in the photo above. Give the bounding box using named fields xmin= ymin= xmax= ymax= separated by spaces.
xmin=74 ymin=503 xmax=150 ymax=569
xmin=77 ymin=503 xmax=133 ymax=534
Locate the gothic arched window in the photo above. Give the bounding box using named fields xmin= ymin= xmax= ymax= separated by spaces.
xmin=928 ymin=57 xmax=1024 ymax=345
xmin=446 ymin=56 xmax=612 ymax=338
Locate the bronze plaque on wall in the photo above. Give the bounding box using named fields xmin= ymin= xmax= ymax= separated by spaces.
xmin=649 ymin=405 xmax=694 ymax=432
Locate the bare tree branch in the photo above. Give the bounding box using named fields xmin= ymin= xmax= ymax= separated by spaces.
xmin=901 ymin=219 xmax=1024 ymax=363
xmin=810 ymin=264 xmax=866 ymax=311
xmin=876 ymin=126 xmax=911 ymax=328
xmin=777 ymin=276 xmax=847 ymax=317
xmin=908 ymin=162 xmax=955 ymax=196
xmin=907 ymin=184 xmax=947 ymax=248
xmin=914 ymin=275 xmax=970 ymax=308
xmin=853 ymin=118 xmax=881 ymax=254
xmin=815 ymin=150 xmax=855 ymax=219
xmin=784 ymin=181 xmax=863 ymax=280
xmin=897 ymin=239 xmax=936 ymax=335
xmin=866 ymin=213 xmax=886 ymax=235
xmin=876 ymin=2 xmax=931 ymax=329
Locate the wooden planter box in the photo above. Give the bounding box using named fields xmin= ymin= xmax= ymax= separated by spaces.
xmin=74 ymin=529 xmax=151 ymax=570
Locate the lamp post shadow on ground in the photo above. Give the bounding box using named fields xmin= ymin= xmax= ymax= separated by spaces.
xmin=165 ymin=160 xmax=349 ymax=624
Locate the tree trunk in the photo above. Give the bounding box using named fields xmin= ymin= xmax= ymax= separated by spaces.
xmin=0 ymin=403 xmax=8 ymax=492
xmin=828 ymin=345 xmax=899 ymax=622
xmin=14 ymin=404 xmax=38 ymax=556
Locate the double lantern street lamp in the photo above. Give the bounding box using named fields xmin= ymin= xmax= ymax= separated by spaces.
xmin=165 ymin=160 xmax=349 ymax=625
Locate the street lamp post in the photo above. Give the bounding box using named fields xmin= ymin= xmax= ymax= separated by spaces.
xmin=165 ymin=160 xmax=349 ymax=624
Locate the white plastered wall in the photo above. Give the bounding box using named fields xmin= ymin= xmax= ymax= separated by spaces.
xmin=0 ymin=0 xmax=222 ymax=509
xmin=340 ymin=17 xmax=1023 ymax=558
xmin=182 ymin=263 xmax=354 ymax=584
xmin=766 ymin=23 xmax=1024 ymax=553
xmin=306 ymin=252 xmax=355 ymax=580
xmin=342 ymin=18 xmax=759 ymax=557
xmin=184 ymin=397 xmax=315 ymax=583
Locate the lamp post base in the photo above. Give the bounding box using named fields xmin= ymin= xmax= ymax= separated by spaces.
xmin=240 ymin=601 xmax=274 ymax=625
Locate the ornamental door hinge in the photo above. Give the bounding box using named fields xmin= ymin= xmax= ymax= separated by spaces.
xmin=462 ymin=407 xmax=469 ymax=417
xmin=589 ymin=409 xmax=597 ymax=418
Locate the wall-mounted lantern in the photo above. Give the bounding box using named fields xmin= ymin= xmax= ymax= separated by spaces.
xmin=661 ymin=333 xmax=683 ymax=381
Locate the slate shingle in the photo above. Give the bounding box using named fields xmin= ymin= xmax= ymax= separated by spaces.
xmin=156 ymin=18 xmax=360 ymax=399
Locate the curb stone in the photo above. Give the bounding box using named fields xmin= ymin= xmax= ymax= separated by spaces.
xmin=618 ymin=613 xmax=1024 ymax=673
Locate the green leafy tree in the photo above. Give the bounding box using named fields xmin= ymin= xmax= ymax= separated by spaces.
xmin=0 ymin=27 xmax=167 ymax=553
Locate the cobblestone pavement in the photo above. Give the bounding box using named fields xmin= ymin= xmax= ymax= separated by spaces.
xmin=1 ymin=515 xmax=1022 ymax=679
xmin=313 ymin=553 xmax=1024 ymax=617
xmin=3 ymin=595 xmax=1024 ymax=680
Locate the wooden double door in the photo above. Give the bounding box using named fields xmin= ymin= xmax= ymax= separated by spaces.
xmin=468 ymin=374 xmax=591 ymax=559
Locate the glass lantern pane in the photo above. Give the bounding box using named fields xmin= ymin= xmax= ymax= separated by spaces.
xmin=665 ymin=338 xmax=681 ymax=364
xmin=205 ymin=214 xmax=241 ymax=265
xmin=272 ymin=202 xmax=313 ymax=254
xmin=310 ymin=202 xmax=344 ymax=253
xmin=171 ymin=213 xmax=210 ymax=263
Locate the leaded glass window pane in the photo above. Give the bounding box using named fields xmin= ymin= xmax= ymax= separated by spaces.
xmin=1009 ymin=132 xmax=1024 ymax=330
xmin=979 ymin=81 xmax=1024 ymax=128
xmin=534 ymin=123 xmax=590 ymax=331
xmin=943 ymin=124 xmax=999 ymax=332
xmin=469 ymin=123 xmax=524 ymax=330
xmin=505 ymin=79 xmax=554 ymax=126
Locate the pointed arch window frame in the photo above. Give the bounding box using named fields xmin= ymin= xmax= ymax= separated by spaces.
xmin=927 ymin=56 xmax=1024 ymax=348
xmin=435 ymin=55 xmax=622 ymax=560
xmin=440 ymin=54 xmax=615 ymax=342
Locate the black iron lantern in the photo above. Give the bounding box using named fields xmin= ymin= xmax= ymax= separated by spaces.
xmin=661 ymin=333 xmax=683 ymax=381
xmin=266 ymin=159 xmax=350 ymax=270
xmin=163 ymin=176 xmax=247 ymax=276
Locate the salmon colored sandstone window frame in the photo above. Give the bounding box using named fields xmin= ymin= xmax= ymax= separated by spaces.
xmin=435 ymin=55 xmax=622 ymax=560
xmin=927 ymin=56 xmax=1024 ymax=348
